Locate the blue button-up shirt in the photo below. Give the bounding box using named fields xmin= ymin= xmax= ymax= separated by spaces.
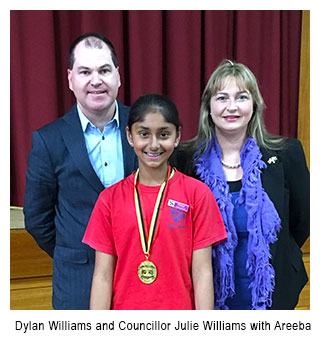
xmin=78 ymin=103 xmax=124 ymax=188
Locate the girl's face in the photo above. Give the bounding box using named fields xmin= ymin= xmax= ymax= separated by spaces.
xmin=126 ymin=111 xmax=180 ymax=172
xmin=209 ymin=76 xmax=253 ymax=137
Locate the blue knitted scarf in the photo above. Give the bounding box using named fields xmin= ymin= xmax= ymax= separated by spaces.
xmin=194 ymin=137 xmax=281 ymax=309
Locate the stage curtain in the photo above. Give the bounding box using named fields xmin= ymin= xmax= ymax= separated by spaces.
xmin=10 ymin=10 xmax=302 ymax=206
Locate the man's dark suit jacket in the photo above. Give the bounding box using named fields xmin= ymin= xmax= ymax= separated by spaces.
xmin=24 ymin=102 xmax=138 ymax=310
xmin=172 ymin=139 xmax=309 ymax=309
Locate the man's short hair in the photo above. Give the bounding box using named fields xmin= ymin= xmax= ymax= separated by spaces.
xmin=69 ymin=32 xmax=119 ymax=69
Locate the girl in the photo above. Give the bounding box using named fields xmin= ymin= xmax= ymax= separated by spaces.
xmin=82 ymin=93 xmax=227 ymax=309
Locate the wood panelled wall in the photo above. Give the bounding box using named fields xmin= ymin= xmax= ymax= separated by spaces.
xmin=298 ymin=10 xmax=310 ymax=168
xmin=10 ymin=229 xmax=53 ymax=310
xmin=10 ymin=225 xmax=310 ymax=310
xmin=295 ymin=9 xmax=310 ymax=310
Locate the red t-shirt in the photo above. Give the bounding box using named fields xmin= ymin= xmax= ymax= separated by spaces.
xmin=83 ymin=170 xmax=226 ymax=309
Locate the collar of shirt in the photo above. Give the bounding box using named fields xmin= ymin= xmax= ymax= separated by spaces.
xmin=77 ymin=101 xmax=120 ymax=133
xmin=76 ymin=101 xmax=124 ymax=187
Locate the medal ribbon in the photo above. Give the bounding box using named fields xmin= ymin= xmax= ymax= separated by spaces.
xmin=134 ymin=166 xmax=175 ymax=258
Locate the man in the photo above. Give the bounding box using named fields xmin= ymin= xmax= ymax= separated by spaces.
xmin=24 ymin=32 xmax=137 ymax=310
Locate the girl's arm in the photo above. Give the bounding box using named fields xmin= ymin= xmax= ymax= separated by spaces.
xmin=90 ymin=250 xmax=116 ymax=310
xmin=192 ymin=245 xmax=214 ymax=310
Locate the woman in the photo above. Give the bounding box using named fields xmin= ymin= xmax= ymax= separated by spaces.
xmin=174 ymin=60 xmax=309 ymax=310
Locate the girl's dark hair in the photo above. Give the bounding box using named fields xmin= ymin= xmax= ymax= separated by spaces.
xmin=128 ymin=94 xmax=181 ymax=131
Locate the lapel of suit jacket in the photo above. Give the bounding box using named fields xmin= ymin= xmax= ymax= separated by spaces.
xmin=261 ymin=148 xmax=285 ymax=211
xmin=261 ymin=148 xmax=285 ymax=259
xmin=118 ymin=102 xmax=137 ymax=177
xmin=59 ymin=105 xmax=105 ymax=194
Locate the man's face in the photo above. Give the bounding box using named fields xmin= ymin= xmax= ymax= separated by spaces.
xmin=67 ymin=40 xmax=121 ymax=117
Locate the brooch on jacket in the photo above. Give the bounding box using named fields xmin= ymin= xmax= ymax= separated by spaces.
xmin=267 ymin=156 xmax=278 ymax=164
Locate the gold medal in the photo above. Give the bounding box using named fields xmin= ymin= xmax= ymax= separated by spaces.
xmin=138 ymin=260 xmax=157 ymax=284
xmin=134 ymin=166 xmax=175 ymax=285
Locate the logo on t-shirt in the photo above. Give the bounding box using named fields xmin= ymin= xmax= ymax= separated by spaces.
xmin=167 ymin=208 xmax=186 ymax=229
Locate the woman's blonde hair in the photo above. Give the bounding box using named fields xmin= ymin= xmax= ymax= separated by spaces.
xmin=183 ymin=59 xmax=286 ymax=156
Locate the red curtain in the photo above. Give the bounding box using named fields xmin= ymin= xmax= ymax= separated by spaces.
xmin=10 ymin=10 xmax=302 ymax=206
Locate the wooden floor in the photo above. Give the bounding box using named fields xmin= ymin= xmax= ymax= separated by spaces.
xmin=10 ymin=228 xmax=310 ymax=310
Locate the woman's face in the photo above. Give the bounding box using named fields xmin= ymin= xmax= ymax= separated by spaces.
xmin=209 ymin=76 xmax=254 ymax=137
